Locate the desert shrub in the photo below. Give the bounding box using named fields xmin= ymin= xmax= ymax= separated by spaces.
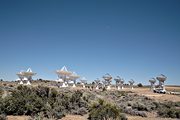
xmin=50 ymin=88 xmax=58 ymax=98
xmin=152 ymin=101 xmax=160 ymax=108
xmin=137 ymin=83 xmax=143 ymax=87
xmin=136 ymin=111 xmax=147 ymax=117
xmin=157 ymin=101 xmax=180 ymax=118
xmin=132 ymin=102 xmax=148 ymax=111
xmin=158 ymin=107 xmax=176 ymax=118
xmin=175 ymin=101 xmax=180 ymax=107
xmin=77 ymin=107 xmax=88 ymax=115
xmin=0 ymin=114 xmax=7 ymax=120
xmin=72 ymin=107 xmax=88 ymax=116
xmin=88 ymin=99 xmax=125 ymax=120
xmin=0 ymin=86 xmax=88 ymax=119
xmin=123 ymin=107 xmax=147 ymax=117
xmin=119 ymin=113 xmax=127 ymax=120
xmin=29 ymin=112 xmax=51 ymax=120
xmin=111 ymin=91 xmax=127 ymax=98
xmin=70 ymin=90 xmax=82 ymax=103
xmin=0 ymin=89 xmax=3 ymax=97
xmin=2 ymin=89 xmax=45 ymax=115
xmin=35 ymin=86 xmax=50 ymax=98
xmin=102 ymin=87 xmax=106 ymax=91
xmin=127 ymin=102 xmax=132 ymax=106
xmin=8 ymin=84 xmax=14 ymax=87
xmin=0 ymin=99 xmax=3 ymax=114
xmin=82 ymin=91 xmax=96 ymax=102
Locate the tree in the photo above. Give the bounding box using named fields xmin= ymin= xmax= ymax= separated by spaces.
xmin=137 ymin=83 xmax=143 ymax=87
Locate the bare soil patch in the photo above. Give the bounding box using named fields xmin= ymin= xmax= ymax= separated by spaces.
xmin=130 ymin=87 xmax=180 ymax=102
xmin=60 ymin=114 xmax=88 ymax=120
xmin=7 ymin=115 xmax=30 ymax=120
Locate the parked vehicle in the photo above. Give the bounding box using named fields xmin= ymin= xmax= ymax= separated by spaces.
xmin=153 ymin=89 xmax=166 ymax=94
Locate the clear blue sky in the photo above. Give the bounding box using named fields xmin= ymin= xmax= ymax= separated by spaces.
xmin=0 ymin=0 xmax=180 ymax=85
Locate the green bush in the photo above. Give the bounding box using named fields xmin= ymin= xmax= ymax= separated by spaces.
xmin=0 ymin=86 xmax=88 ymax=119
xmin=132 ymin=102 xmax=148 ymax=111
xmin=157 ymin=102 xmax=180 ymax=118
xmin=0 ymin=89 xmax=3 ymax=97
xmin=137 ymin=83 xmax=143 ymax=87
xmin=119 ymin=113 xmax=127 ymax=120
xmin=2 ymin=87 xmax=45 ymax=115
xmin=88 ymin=99 xmax=126 ymax=120
xmin=0 ymin=114 xmax=7 ymax=120
xmin=174 ymin=101 xmax=180 ymax=107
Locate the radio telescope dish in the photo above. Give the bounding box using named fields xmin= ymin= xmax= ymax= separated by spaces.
xmin=102 ymin=73 xmax=112 ymax=81
xmin=156 ymin=74 xmax=167 ymax=91
xmin=80 ymin=77 xmax=87 ymax=88
xmin=149 ymin=78 xmax=156 ymax=84
xmin=114 ymin=76 xmax=121 ymax=83
xmin=149 ymin=78 xmax=156 ymax=91
xmin=56 ymin=66 xmax=72 ymax=76
xmin=102 ymin=73 xmax=112 ymax=90
xmin=129 ymin=79 xmax=135 ymax=89
xmin=16 ymin=68 xmax=36 ymax=85
xmin=94 ymin=78 xmax=101 ymax=90
xmin=156 ymin=74 xmax=167 ymax=83
xmin=69 ymin=72 xmax=80 ymax=87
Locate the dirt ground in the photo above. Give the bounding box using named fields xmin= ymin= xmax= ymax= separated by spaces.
xmin=61 ymin=115 xmax=88 ymax=120
xmin=127 ymin=115 xmax=176 ymax=120
xmin=130 ymin=87 xmax=180 ymax=102
xmin=7 ymin=116 xmax=30 ymax=120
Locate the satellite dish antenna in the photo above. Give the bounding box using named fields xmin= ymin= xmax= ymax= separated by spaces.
xmin=56 ymin=66 xmax=72 ymax=87
xmin=114 ymin=76 xmax=121 ymax=90
xmin=94 ymin=78 xmax=101 ymax=90
xmin=102 ymin=73 xmax=112 ymax=90
xmin=120 ymin=78 xmax=125 ymax=89
xmin=156 ymin=74 xmax=167 ymax=91
xmin=129 ymin=79 xmax=135 ymax=89
xmin=69 ymin=72 xmax=80 ymax=87
xmin=149 ymin=78 xmax=156 ymax=91
xmin=80 ymin=77 xmax=87 ymax=88
xmin=16 ymin=68 xmax=36 ymax=86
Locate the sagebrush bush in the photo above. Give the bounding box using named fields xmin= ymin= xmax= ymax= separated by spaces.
xmin=0 ymin=114 xmax=7 ymax=120
xmin=88 ymin=99 xmax=126 ymax=120
xmin=123 ymin=107 xmax=147 ymax=117
xmin=174 ymin=101 xmax=180 ymax=107
xmin=132 ymin=102 xmax=148 ymax=111
xmin=0 ymin=85 xmax=88 ymax=119
xmin=0 ymin=89 xmax=3 ymax=97
xmin=119 ymin=113 xmax=127 ymax=120
xmin=157 ymin=102 xmax=180 ymax=118
xmin=76 ymin=107 xmax=88 ymax=116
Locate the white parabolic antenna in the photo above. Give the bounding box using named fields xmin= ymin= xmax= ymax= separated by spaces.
xmin=156 ymin=74 xmax=167 ymax=82
xmin=56 ymin=66 xmax=72 ymax=76
xmin=103 ymin=73 xmax=112 ymax=81
xmin=149 ymin=78 xmax=156 ymax=84
xmin=17 ymin=68 xmax=36 ymax=79
xmin=114 ymin=76 xmax=121 ymax=83
xmin=129 ymin=79 xmax=135 ymax=85
xmin=69 ymin=72 xmax=80 ymax=80
xmin=80 ymin=77 xmax=87 ymax=84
